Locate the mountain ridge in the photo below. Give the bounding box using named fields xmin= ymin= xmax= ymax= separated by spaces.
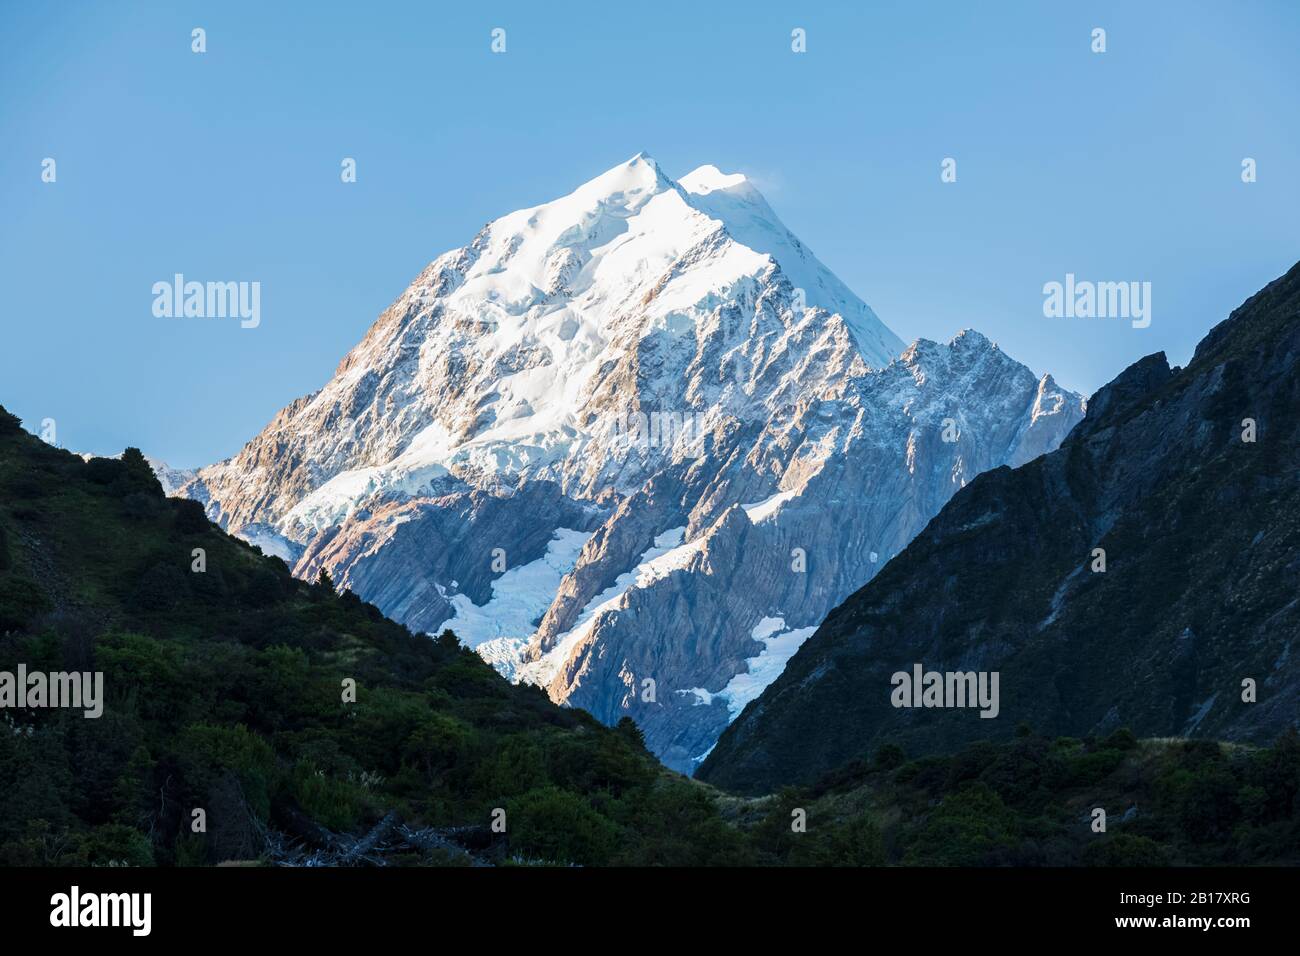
xmin=699 ymin=261 xmax=1300 ymax=794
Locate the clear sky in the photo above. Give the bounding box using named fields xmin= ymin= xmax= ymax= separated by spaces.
xmin=2 ymin=0 xmax=1297 ymax=467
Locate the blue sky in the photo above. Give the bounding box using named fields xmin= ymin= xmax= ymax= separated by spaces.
xmin=2 ymin=0 xmax=1297 ymax=467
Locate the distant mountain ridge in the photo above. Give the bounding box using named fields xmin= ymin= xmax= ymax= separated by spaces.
xmin=700 ymin=262 xmax=1300 ymax=795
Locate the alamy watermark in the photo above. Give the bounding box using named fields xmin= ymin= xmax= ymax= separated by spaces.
xmin=890 ymin=663 xmax=999 ymax=718
xmin=1043 ymin=273 xmax=1150 ymax=328
xmin=50 ymin=886 xmax=150 ymax=936
xmin=605 ymin=409 xmax=708 ymax=459
xmin=152 ymin=274 xmax=261 ymax=328
xmin=0 ymin=666 xmax=103 ymax=719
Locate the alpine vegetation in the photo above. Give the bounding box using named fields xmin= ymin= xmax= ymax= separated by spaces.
xmin=6 ymin=395 xmax=1297 ymax=872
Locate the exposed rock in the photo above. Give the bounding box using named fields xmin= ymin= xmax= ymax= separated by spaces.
xmin=700 ymin=262 xmax=1300 ymax=794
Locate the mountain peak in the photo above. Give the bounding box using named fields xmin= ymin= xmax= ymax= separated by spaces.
xmin=899 ymin=329 xmax=1001 ymax=368
xmin=178 ymin=154 xmax=1085 ymax=775
xmin=679 ymin=164 xmax=753 ymax=197
xmin=950 ymin=328 xmax=995 ymax=351
xmin=1066 ymin=351 xmax=1172 ymax=445
xmin=568 ymin=151 xmax=672 ymax=204
xmin=457 ymin=155 xmax=904 ymax=369
xmin=674 ymin=164 xmax=904 ymax=365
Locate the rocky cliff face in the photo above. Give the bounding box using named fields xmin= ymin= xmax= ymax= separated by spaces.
xmin=179 ymin=154 xmax=1083 ymax=771
xmin=511 ymin=333 xmax=1082 ymax=771
xmin=699 ymin=262 xmax=1300 ymax=795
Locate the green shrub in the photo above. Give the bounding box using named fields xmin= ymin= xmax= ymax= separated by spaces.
xmin=804 ymin=816 xmax=886 ymax=867
xmin=0 ymin=405 xmax=22 ymax=435
xmin=83 ymin=823 xmax=154 ymax=867
xmin=288 ymin=760 xmax=374 ymax=832
xmin=84 ymin=457 xmax=126 ymax=486
xmin=403 ymin=713 xmax=474 ymax=781
xmin=173 ymin=499 xmax=210 ymax=535
xmin=120 ymin=448 xmax=163 ymax=496
xmin=905 ymin=783 xmax=1019 ymax=865
xmin=506 ymin=786 xmax=620 ymax=865
xmin=128 ymin=561 xmax=190 ymax=612
xmin=1103 ymin=728 xmax=1138 ymax=751
xmin=175 ymin=724 xmax=277 ymax=821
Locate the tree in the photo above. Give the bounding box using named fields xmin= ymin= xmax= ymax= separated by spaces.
xmin=174 ymin=499 xmax=210 ymax=535
xmin=0 ymin=405 xmax=21 ymax=435
xmin=615 ymin=716 xmax=647 ymax=752
xmin=121 ymin=447 xmax=164 ymax=496
xmin=315 ymin=567 xmax=337 ymax=596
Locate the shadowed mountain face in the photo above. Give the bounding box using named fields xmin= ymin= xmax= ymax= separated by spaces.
xmin=700 ymin=263 xmax=1300 ymax=796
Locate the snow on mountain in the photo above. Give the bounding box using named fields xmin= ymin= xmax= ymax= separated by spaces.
xmin=177 ymin=153 xmax=1083 ymax=772
xmin=446 ymin=526 xmax=591 ymax=652
xmin=186 ymin=153 xmax=902 ymax=534
xmin=677 ymin=165 xmax=899 ymax=363
xmin=680 ymin=617 xmax=820 ymax=722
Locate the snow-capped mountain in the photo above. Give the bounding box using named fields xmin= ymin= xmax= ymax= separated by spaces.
xmin=179 ymin=153 xmax=1084 ymax=771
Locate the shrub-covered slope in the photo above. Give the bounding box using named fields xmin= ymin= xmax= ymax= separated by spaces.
xmin=733 ymin=730 xmax=1300 ymax=866
xmin=3 ymin=400 xmax=1296 ymax=868
xmin=0 ymin=411 xmax=746 ymax=866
